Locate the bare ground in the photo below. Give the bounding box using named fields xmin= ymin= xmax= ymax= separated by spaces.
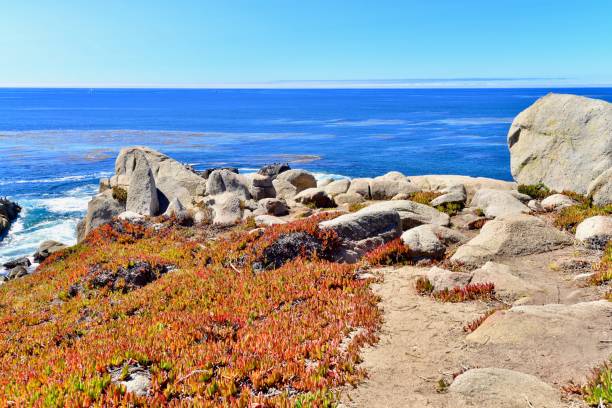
xmin=342 ymin=244 xmax=610 ymax=408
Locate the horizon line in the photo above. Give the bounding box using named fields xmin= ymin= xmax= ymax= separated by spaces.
xmin=2 ymin=77 xmax=612 ymax=90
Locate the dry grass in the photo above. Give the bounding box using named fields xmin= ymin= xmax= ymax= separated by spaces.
xmin=408 ymin=191 xmax=442 ymax=205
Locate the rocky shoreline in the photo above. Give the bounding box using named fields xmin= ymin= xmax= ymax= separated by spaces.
xmin=0 ymin=93 xmax=610 ymax=406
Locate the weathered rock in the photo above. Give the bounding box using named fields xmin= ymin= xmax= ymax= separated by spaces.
xmin=323 ymin=179 xmax=350 ymax=197
xmin=78 ymin=193 xmax=125 ymax=242
xmin=275 ymin=169 xmax=317 ymax=193
xmin=109 ymin=363 xmax=151 ymax=397
xmin=470 ymin=189 xmax=530 ymax=218
xmin=369 ymin=178 xmax=420 ymax=200
xmin=470 ymin=262 xmax=540 ymax=300
xmin=262 ymin=232 xmax=324 ymax=268
xmin=540 ymin=193 xmax=577 ymax=211
xmin=257 ymin=163 xmax=290 ymax=179
xmin=113 ymin=147 xmax=207 ymax=205
xmin=250 ymin=173 xmax=273 ymax=188
xmin=198 ymin=167 xmax=238 ymax=179
xmin=206 ymin=193 xmax=243 ymax=226
xmin=449 ymin=368 xmax=560 ymax=408
xmin=294 ymin=188 xmax=335 ymax=208
xmin=254 ymin=215 xmax=287 ymax=226
xmin=379 ymin=171 xmax=407 ymax=182
xmin=33 ymin=240 xmax=67 ymax=262
xmin=575 ymin=215 xmax=612 ymax=249
xmin=508 ymin=93 xmax=612 ymax=196
xmin=206 ymin=169 xmax=251 ymax=199
xmin=346 ymin=178 xmax=372 ymax=198
xmin=467 ymin=301 xmax=612 ymax=383
xmin=126 ymin=152 xmax=159 ymax=216
xmin=527 ymin=199 xmax=544 ymax=212
xmin=0 ymin=198 xmax=21 ymax=240
xmin=409 ymin=175 xmax=516 ymax=198
xmin=317 ymin=178 xmax=334 ymax=188
xmin=451 ymin=215 xmax=573 ymax=266
xmin=334 ymin=192 xmax=365 ymax=206
xmin=257 ymin=198 xmax=289 ymax=216
xmin=425 ymin=266 xmax=472 ymax=291
xmin=163 ymin=197 xmax=185 ymax=217
xmin=360 ymin=200 xmax=450 ymax=230
xmin=3 ymin=257 xmax=31 ymax=269
xmin=587 ymin=167 xmax=612 ymax=206
xmin=7 ymin=265 xmax=29 ymax=280
xmin=401 ymin=226 xmax=445 ymax=259
xmin=430 ymin=184 xmax=467 ymax=207
xmin=319 ymin=209 xmax=402 ymax=257
xmin=272 ymin=178 xmax=298 ymax=201
xmin=118 ymin=211 xmax=145 ymax=223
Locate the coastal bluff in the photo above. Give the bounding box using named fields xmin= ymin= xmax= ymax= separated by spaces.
xmin=0 ymin=93 xmax=610 ymax=406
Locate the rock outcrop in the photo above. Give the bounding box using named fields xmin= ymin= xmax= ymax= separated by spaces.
xmin=508 ymin=93 xmax=612 ymax=198
xmin=125 ymin=152 xmax=159 ymax=216
xmin=451 ymin=215 xmax=573 ymax=266
xmin=78 ymin=192 xmax=125 ymax=242
xmin=449 ymin=368 xmax=560 ymax=408
xmin=0 ymin=198 xmax=21 ymax=240
xmin=33 ymin=240 xmax=67 ymax=262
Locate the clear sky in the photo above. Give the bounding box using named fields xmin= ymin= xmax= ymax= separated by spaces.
xmin=1 ymin=0 xmax=612 ymax=88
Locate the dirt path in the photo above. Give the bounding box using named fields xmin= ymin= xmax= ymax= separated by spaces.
xmin=342 ymin=245 xmax=609 ymax=408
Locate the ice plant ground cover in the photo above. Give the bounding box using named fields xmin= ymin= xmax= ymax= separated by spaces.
xmin=0 ymin=216 xmax=381 ymax=406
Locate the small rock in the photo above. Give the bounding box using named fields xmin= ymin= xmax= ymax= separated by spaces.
xmin=323 ymin=179 xmax=351 ymax=197
xmin=449 ymin=368 xmax=560 ymax=408
xmin=346 ymin=178 xmax=372 ymax=198
xmin=2 ymin=257 xmax=31 ymax=269
xmin=430 ymin=184 xmax=467 ymax=207
xmin=118 ymin=211 xmax=145 ymax=222
xmin=470 ymin=189 xmax=530 ymax=218
xmin=33 ymin=240 xmax=68 ymax=262
xmin=575 ymin=215 xmax=612 ymax=249
xmin=258 ymin=198 xmax=289 ymax=216
xmin=334 ymin=193 xmax=365 ymax=206
xmin=541 ymin=193 xmax=577 ymax=211
xmin=255 ymin=215 xmax=287 ymax=226
xmin=425 ymin=266 xmax=472 ymax=291
xmin=257 ymin=163 xmax=290 ymax=179
xmin=293 ymin=188 xmax=335 ymax=208
xmin=7 ymin=265 xmax=29 ymax=280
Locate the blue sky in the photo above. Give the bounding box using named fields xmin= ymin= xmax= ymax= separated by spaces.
xmin=1 ymin=0 xmax=611 ymax=87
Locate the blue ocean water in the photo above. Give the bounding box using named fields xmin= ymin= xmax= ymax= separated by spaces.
xmin=1 ymin=87 xmax=612 ymax=268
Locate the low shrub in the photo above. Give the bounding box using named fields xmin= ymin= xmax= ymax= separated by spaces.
xmin=554 ymin=203 xmax=612 ymax=233
xmin=112 ymin=186 xmax=128 ymax=204
xmin=518 ymin=183 xmax=552 ymax=199
xmin=432 ymin=283 xmax=495 ymax=303
xmin=435 ymin=202 xmax=463 ymax=216
xmin=415 ymin=277 xmax=434 ymax=295
xmin=363 ymin=239 xmax=411 ymax=266
xmin=590 ymin=242 xmax=612 ymax=286
xmin=581 ymin=358 xmax=612 ymax=406
xmin=408 ymin=191 xmax=442 ymax=205
xmin=348 ymin=203 xmax=367 ymax=212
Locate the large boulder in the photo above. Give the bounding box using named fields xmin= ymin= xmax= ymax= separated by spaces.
xmin=272 ymin=179 xmax=298 ymax=201
xmin=275 ymin=170 xmax=316 ymax=193
xmin=334 ymin=192 xmax=365 ymax=206
xmin=293 ymin=188 xmax=335 ymax=208
xmin=346 ymin=178 xmax=372 ymax=198
xmin=206 ymin=169 xmax=251 ymax=199
xmin=126 ymin=152 xmax=159 ymax=216
xmin=319 ymin=209 xmax=402 ymax=258
xmin=360 ymin=200 xmax=450 ymax=230
xmin=401 ymin=225 xmax=467 ymax=259
xmin=78 ymin=192 xmax=125 ymax=242
xmin=575 ymin=215 xmax=612 ymax=249
xmin=206 ymin=193 xmax=243 ymax=226
xmin=449 ymin=368 xmax=560 ymax=408
xmin=429 ymin=184 xmax=467 ymax=207
xmin=257 ymin=163 xmax=290 ymax=179
xmin=257 ymin=198 xmax=289 ymax=216
xmin=469 ymin=189 xmax=530 ymax=218
xmin=369 ymin=178 xmax=420 ymax=200
xmin=508 ymin=93 xmax=612 ymax=196
xmin=451 ymin=215 xmax=573 ymax=266
xmin=0 ymin=198 xmax=21 ymax=240
xmin=112 ymin=146 xmax=207 ymax=209
xmin=587 ymin=167 xmax=612 ymax=206
xmin=323 ymin=179 xmax=351 ymax=197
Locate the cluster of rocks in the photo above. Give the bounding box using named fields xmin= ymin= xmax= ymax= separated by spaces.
xmin=0 ymin=198 xmax=21 ymax=240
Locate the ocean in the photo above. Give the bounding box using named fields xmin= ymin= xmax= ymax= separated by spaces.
xmin=2 ymin=87 xmax=612 ymax=269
